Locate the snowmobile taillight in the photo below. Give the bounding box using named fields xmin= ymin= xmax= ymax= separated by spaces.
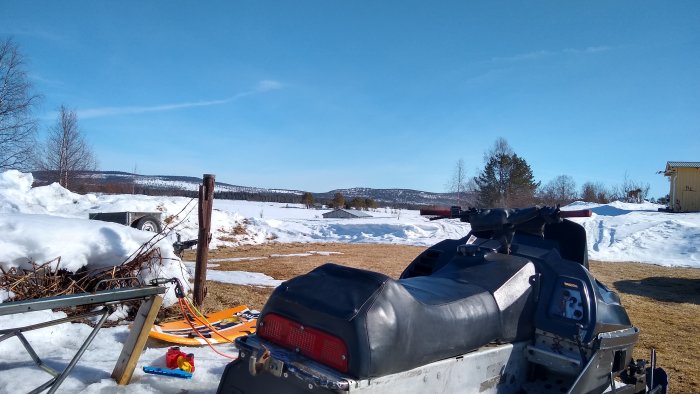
xmin=257 ymin=313 xmax=349 ymax=373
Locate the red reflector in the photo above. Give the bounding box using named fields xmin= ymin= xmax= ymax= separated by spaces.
xmin=257 ymin=313 xmax=349 ymax=373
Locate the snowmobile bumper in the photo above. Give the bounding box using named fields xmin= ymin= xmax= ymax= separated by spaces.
xmin=218 ymin=328 xmax=655 ymax=394
xmin=217 ymin=334 xmax=530 ymax=394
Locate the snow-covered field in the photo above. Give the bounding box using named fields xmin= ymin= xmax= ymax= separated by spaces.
xmin=1 ymin=170 xmax=699 ymax=393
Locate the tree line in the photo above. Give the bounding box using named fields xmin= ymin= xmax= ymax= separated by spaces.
xmin=56 ymin=177 xmax=386 ymax=209
xmin=447 ymin=137 xmax=653 ymax=209
xmin=301 ymin=191 xmax=379 ymax=210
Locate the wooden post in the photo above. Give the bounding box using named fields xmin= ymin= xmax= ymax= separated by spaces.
xmin=193 ymin=173 xmax=215 ymax=309
xmin=111 ymin=294 xmax=163 ymax=385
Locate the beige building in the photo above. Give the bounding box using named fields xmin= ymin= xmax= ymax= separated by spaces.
xmin=663 ymin=161 xmax=700 ymax=212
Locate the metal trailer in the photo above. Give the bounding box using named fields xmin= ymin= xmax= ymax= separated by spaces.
xmin=89 ymin=211 xmax=163 ymax=232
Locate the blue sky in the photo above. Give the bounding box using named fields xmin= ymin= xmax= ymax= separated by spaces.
xmin=2 ymin=1 xmax=698 ymax=198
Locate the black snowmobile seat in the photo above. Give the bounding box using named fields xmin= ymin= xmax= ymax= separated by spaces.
xmin=259 ymin=256 xmax=536 ymax=379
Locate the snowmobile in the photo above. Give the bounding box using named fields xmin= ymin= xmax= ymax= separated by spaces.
xmin=217 ymin=206 xmax=667 ymax=394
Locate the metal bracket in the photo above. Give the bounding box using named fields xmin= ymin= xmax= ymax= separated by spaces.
xmin=249 ymin=346 xmax=271 ymax=376
xmin=248 ymin=346 xmax=285 ymax=378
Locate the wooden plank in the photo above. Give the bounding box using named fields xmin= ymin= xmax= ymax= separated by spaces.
xmin=111 ymin=294 xmax=163 ymax=385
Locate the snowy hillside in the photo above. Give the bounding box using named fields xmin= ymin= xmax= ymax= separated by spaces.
xmin=32 ymin=170 xmax=460 ymax=206
xmin=35 ymin=170 xmax=305 ymax=195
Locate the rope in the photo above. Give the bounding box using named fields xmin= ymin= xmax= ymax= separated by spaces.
xmin=176 ymin=298 xmax=239 ymax=359
xmin=153 ymin=277 xmax=252 ymax=360
xmin=182 ymin=296 xmax=238 ymax=344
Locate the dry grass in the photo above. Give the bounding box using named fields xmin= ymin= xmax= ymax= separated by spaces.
xmin=205 ymin=242 xmax=425 ymax=280
xmin=589 ymin=261 xmax=700 ymax=393
xmin=216 ymin=219 xmax=269 ymax=243
xmin=186 ymin=244 xmax=700 ymax=393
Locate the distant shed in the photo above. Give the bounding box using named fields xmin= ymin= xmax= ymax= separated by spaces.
xmin=664 ymin=161 xmax=700 ymax=212
xmin=322 ymin=209 xmax=372 ymax=219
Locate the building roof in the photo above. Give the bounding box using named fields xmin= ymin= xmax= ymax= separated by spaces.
xmin=666 ymin=161 xmax=700 ymax=168
xmin=664 ymin=161 xmax=700 ymax=175
xmin=323 ymin=208 xmax=372 ymax=218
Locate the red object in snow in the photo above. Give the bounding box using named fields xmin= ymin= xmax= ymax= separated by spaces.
xmin=419 ymin=208 xmax=453 ymax=218
xmin=166 ymin=346 xmax=195 ymax=372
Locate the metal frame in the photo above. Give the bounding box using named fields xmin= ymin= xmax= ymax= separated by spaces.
xmin=0 ymin=286 xmax=165 ymax=394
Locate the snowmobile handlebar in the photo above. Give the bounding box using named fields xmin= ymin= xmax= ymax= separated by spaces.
xmin=420 ymin=206 xmax=592 ymax=220
xmin=420 ymin=206 xmax=592 ymax=255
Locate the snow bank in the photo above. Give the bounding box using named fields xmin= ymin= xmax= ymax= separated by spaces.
xmin=563 ymin=201 xmax=700 ymax=267
xmin=0 ymin=170 xmax=98 ymax=215
xmin=0 ymin=171 xmax=190 ymax=305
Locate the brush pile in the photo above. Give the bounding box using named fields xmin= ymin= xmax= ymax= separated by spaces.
xmin=0 ymin=247 xmax=163 ymax=303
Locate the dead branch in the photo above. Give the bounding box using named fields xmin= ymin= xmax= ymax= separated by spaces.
xmin=0 ymin=247 xmax=165 ymax=321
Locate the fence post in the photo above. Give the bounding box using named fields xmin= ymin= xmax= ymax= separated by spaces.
xmin=193 ymin=174 xmax=215 ymax=309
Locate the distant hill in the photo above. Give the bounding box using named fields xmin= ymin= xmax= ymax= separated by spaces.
xmin=31 ymin=170 xmax=462 ymax=208
xmin=314 ymin=187 xmax=462 ymax=207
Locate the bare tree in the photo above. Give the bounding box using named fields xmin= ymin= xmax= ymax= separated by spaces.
xmin=446 ymin=158 xmax=475 ymax=207
xmin=37 ymin=105 xmax=97 ymax=189
xmin=538 ymin=175 xmax=578 ymax=206
xmin=446 ymin=159 xmax=466 ymax=205
xmin=483 ymin=137 xmax=514 ymax=163
xmin=620 ymin=172 xmax=650 ymax=203
xmin=0 ymin=38 xmax=39 ymax=170
xmin=581 ymin=181 xmax=614 ymax=203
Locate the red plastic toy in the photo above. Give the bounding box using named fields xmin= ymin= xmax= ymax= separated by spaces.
xmin=166 ymin=346 xmax=195 ymax=373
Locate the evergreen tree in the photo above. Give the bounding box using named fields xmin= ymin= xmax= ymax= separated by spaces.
xmin=474 ymin=140 xmax=539 ymax=208
xmin=301 ymin=192 xmax=314 ymax=208
xmin=364 ymin=197 xmax=377 ymax=210
xmin=332 ymin=192 xmax=345 ymax=208
xmin=350 ymin=197 xmax=366 ymax=210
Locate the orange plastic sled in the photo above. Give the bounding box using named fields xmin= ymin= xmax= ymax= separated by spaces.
xmin=149 ymin=305 xmax=259 ymax=346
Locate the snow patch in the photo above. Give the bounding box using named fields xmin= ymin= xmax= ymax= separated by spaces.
xmin=204 ymin=270 xmax=283 ymax=287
